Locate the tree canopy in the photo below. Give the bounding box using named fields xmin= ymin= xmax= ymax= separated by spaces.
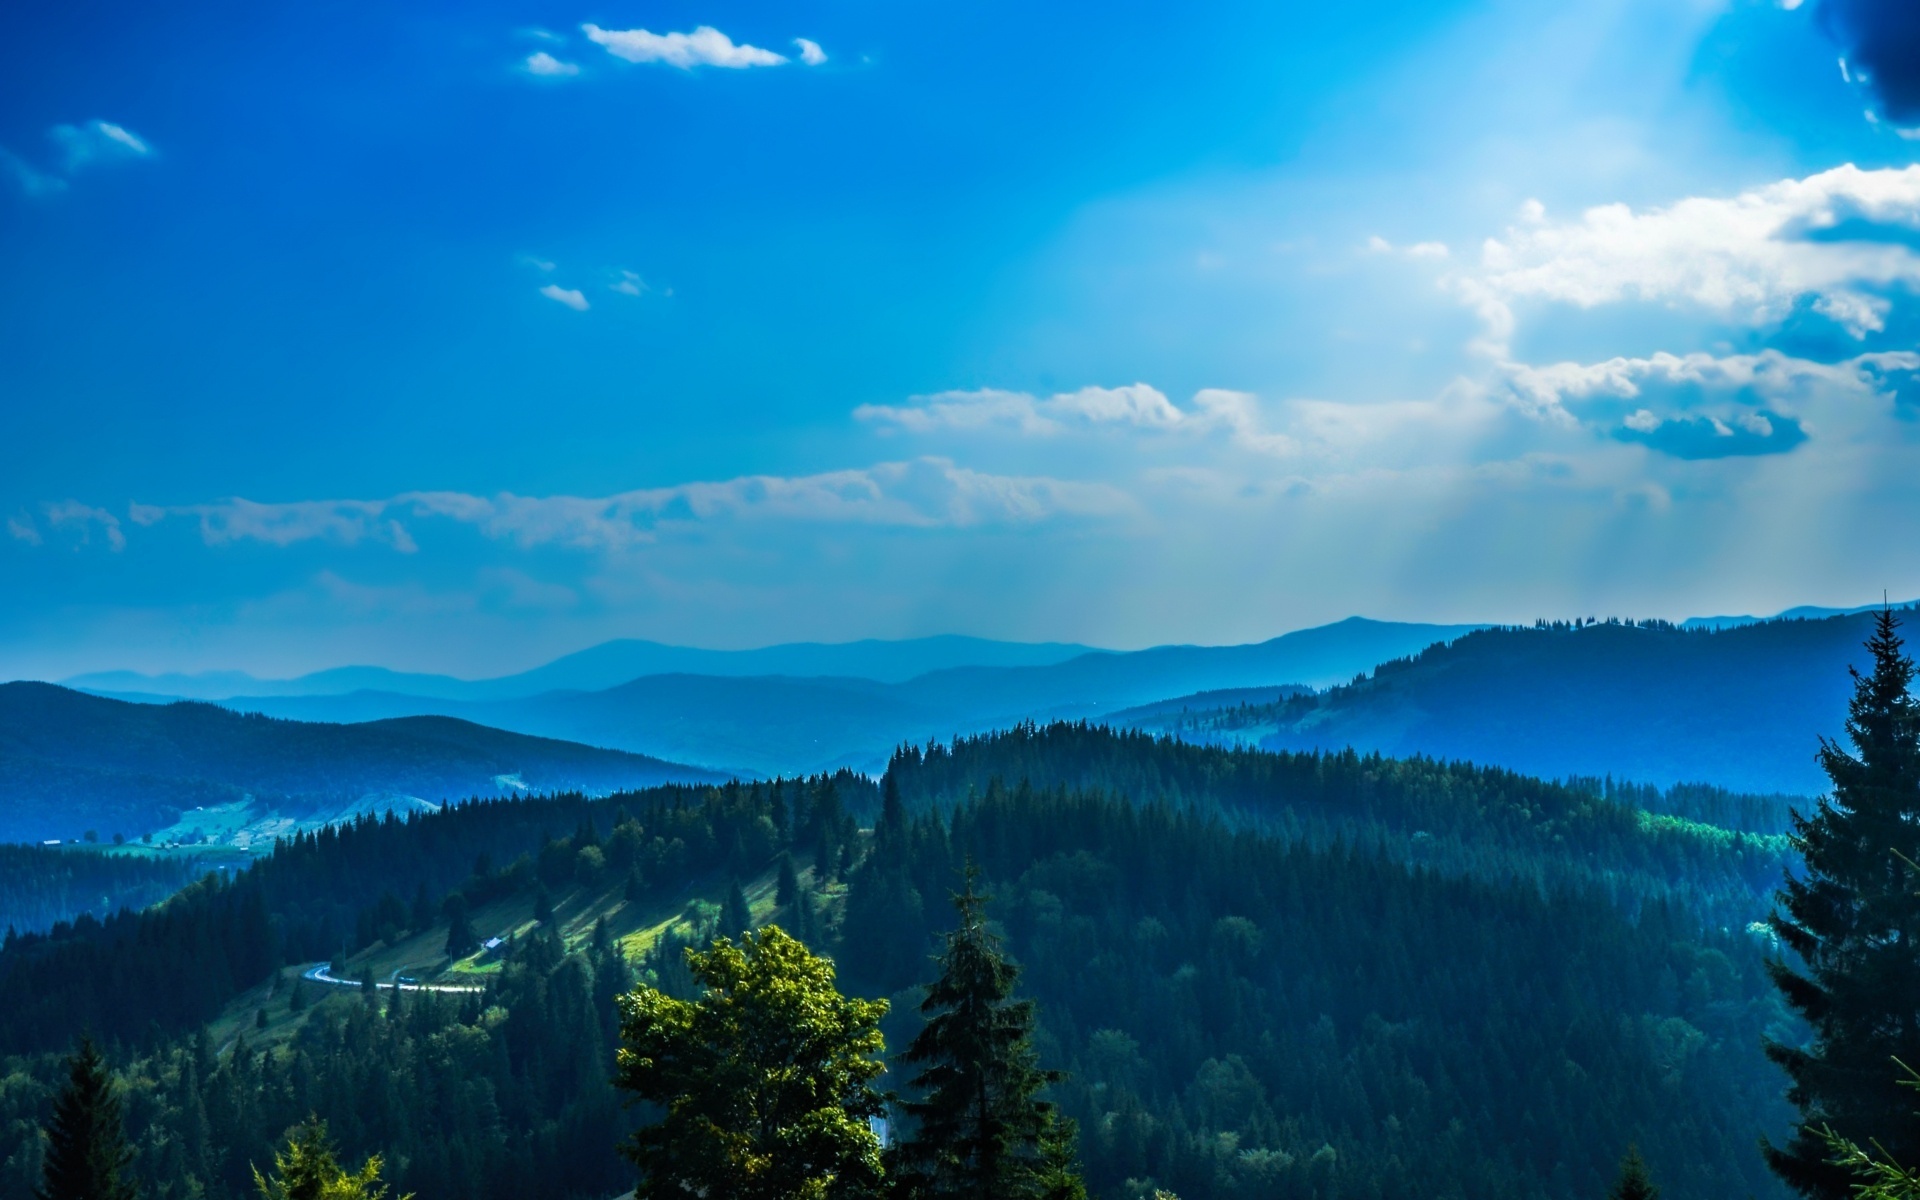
xmin=615 ymin=926 xmax=889 ymax=1200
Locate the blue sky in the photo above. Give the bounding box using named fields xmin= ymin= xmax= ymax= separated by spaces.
xmin=5 ymin=0 xmax=1920 ymax=678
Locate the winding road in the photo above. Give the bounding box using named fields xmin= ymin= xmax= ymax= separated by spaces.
xmin=300 ymin=962 xmax=485 ymax=994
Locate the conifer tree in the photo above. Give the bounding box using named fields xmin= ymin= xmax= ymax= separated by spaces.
xmin=1036 ymin=1116 xmax=1089 ymax=1200
xmin=442 ymin=893 xmax=477 ymax=959
xmin=776 ymin=852 xmax=800 ymax=908
xmin=722 ymin=878 xmax=752 ymax=941
xmin=1608 ymin=1146 xmax=1658 ymax=1200
xmin=1767 ymin=611 xmax=1920 ymax=1198
xmin=892 ymin=869 xmax=1064 ymax=1200
xmin=37 ymin=1036 xmax=137 ymax=1200
xmin=252 ymin=1117 xmax=407 ymax=1200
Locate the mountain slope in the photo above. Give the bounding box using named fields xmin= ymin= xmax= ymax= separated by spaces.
xmin=210 ymin=618 xmax=1482 ymax=774
xmin=0 ymin=682 xmax=727 ymax=843
xmin=1115 ymin=610 xmax=1910 ymax=794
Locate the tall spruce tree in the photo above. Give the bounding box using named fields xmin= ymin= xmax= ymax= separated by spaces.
xmin=1767 ymin=610 xmax=1920 ymax=1198
xmin=892 ymin=869 xmax=1068 ymax=1200
xmin=1608 ymin=1146 xmax=1658 ymax=1200
xmin=37 ymin=1037 xmax=137 ymax=1200
xmin=722 ymin=878 xmax=753 ymax=941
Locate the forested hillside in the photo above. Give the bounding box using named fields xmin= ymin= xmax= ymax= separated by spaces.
xmin=889 ymin=723 xmax=1792 ymax=929
xmin=0 ymin=723 xmax=1795 ymax=1200
xmin=0 ymin=845 xmax=196 ymax=936
xmin=0 ymin=682 xmax=725 ymax=843
xmin=1113 ymin=610 xmax=1909 ymax=794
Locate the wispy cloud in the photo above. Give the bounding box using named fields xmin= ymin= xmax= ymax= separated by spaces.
xmin=2 ymin=119 xmax=153 ymax=197
xmin=51 ymin=120 xmax=151 ymax=172
xmin=583 ymin=23 xmax=788 ymax=69
xmin=6 ymin=514 xmax=42 ymax=545
xmin=1367 ymin=235 xmax=1449 ymax=259
xmin=523 ymin=51 xmax=580 ymax=77
xmin=539 ymin=284 xmax=590 ymax=311
xmin=794 ymin=38 xmax=828 ymax=66
xmin=857 ymin=384 xmax=1298 ymax=455
xmin=121 ymin=460 xmax=1129 ymax=556
xmin=41 ymin=502 xmax=126 ymax=551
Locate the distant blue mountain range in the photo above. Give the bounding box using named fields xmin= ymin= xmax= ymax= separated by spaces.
xmin=1113 ymin=608 xmax=1920 ymax=795
xmin=63 ymin=634 xmax=1105 ymax=700
xmin=63 ymin=618 xmax=1482 ymax=776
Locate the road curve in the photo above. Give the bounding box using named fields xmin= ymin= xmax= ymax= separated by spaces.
xmin=301 ymin=962 xmax=485 ymax=994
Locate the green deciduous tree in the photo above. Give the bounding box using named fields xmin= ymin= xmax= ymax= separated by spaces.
xmin=252 ymin=1118 xmax=406 ymax=1200
xmin=37 ymin=1037 xmax=137 ymax=1200
xmin=892 ymin=871 xmax=1067 ymax=1200
xmin=615 ymin=925 xmax=889 ymax=1200
xmin=1767 ymin=611 xmax=1920 ymax=1198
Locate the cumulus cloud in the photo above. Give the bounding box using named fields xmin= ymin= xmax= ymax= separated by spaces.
xmin=1462 ymin=165 xmax=1920 ymax=347
xmin=794 ymin=38 xmax=827 ymax=66
xmin=1820 ymin=0 xmax=1920 ymax=121
xmin=539 ymin=284 xmax=589 ymax=311
xmin=1499 ymin=348 xmax=1920 ymax=417
xmin=582 ymin=24 xmax=787 ymax=69
xmin=524 ymin=51 xmax=580 ymax=77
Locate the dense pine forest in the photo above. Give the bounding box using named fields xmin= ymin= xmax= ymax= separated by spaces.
xmin=0 ymin=844 xmax=196 ymax=937
xmin=0 ymin=714 xmax=1808 ymax=1200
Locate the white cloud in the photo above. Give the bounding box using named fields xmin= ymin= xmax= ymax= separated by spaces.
xmin=794 ymin=38 xmax=827 ymax=66
xmin=611 ymin=270 xmax=647 ymax=296
xmin=1499 ymin=348 xmax=1920 ymax=420
xmin=582 ymin=24 xmax=787 ymax=69
xmin=539 ymin=284 xmax=589 ymax=311
xmin=1464 ymin=165 xmax=1920 ymax=346
xmin=524 ymin=51 xmax=580 ymax=77
xmin=51 ymin=120 xmax=152 ymax=173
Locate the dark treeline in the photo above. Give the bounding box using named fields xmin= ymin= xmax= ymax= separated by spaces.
xmin=1580 ymin=777 xmax=1802 ymax=836
xmin=0 ymin=771 xmax=876 ymax=1053
xmin=888 ymin=723 xmax=1792 ymax=929
xmin=841 ymin=781 xmax=1794 ymax=1200
xmin=0 ymin=845 xmax=195 ymax=937
xmin=0 ymin=925 xmax=636 ymax=1200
